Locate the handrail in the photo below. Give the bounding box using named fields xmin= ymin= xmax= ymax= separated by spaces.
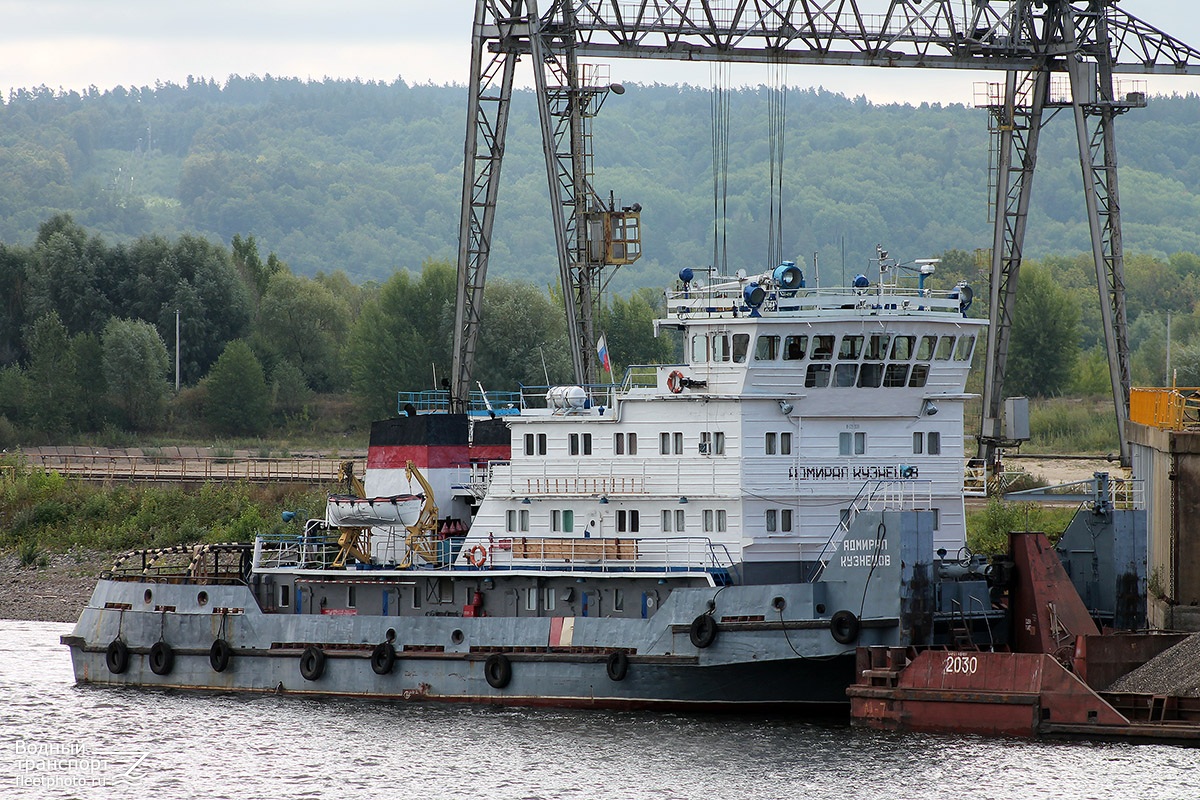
xmin=1129 ymin=387 xmax=1200 ymax=431
xmin=20 ymin=453 xmax=356 ymax=484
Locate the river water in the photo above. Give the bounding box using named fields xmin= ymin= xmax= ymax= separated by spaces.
xmin=0 ymin=619 xmax=1194 ymax=800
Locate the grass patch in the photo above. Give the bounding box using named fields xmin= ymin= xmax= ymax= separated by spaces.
xmin=966 ymin=499 xmax=1078 ymax=555
xmin=0 ymin=463 xmax=326 ymax=554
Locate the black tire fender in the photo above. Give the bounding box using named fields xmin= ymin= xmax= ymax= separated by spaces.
xmin=606 ymin=651 xmax=629 ymax=682
xmin=484 ymin=653 xmax=512 ymax=689
xmin=371 ymin=641 xmax=396 ymax=675
xmin=149 ymin=641 xmax=175 ymax=676
xmin=209 ymin=638 xmax=233 ymax=673
xmin=689 ymin=614 xmax=718 ymax=648
xmin=300 ymin=645 xmax=326 ymax=681
xmin=105 ymin=639 xmax=129 ymax=675
xmin=830 ymin=610 xmax=861 ymax=645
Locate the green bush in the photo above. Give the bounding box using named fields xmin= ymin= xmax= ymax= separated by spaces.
xmin=966 ymin=499 xmax=1078 ymax=554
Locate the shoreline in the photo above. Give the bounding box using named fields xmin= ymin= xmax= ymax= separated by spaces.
xmin=0 ymin=550 xmax=110 ymax=624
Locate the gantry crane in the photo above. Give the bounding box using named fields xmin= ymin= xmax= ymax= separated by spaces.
xmin=452 ymin=1 xmax=1200 ymax=464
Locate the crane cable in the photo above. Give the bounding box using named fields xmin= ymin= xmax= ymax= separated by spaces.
xmin=767 ymin=59 xmax=787 ymax=270
xmin=710 ymin=62 xmax=730 ymax=275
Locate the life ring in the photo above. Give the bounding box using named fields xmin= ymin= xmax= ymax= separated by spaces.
xmin=667 ymin=370 xmax=685 ymax=394
xmin=371 ymin=641 xmax=396 ymax=675
xmin=689 ymin=614 xmax=718 ymax=648
xmin=209 ymin=638 xmax=233 ymax=673
xmin=830 ymin=610 xmax=861 ymax=645
xmin=300 ymin=645 xmax=326 ymax=681
xmin=105 ymin=639 xmax=129 ymax=675
xmin=467 ymin=544 xmax=488 ymax=568
xmin=606 ymin=651 xmax=629 ymax=682
xmin=484 ymin=653 xmax=512 ymax=689
xmin=149 ymin=641 xmax=175 ymax=676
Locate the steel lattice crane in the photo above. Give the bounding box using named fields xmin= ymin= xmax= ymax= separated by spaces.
xmin=452 ymin=1 xmax=1200 ymax=465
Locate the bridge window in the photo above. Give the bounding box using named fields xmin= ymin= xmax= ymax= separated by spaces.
xmin=884 ymin=364 xmax=910 ymax=387
xmin=712 ymin=333 xmax=730 ymax=362
xmin=811 ymin=335 xmax=835 ymax=360
xmin=784 ymin=335 xmax=807 ymax=361
xmin=733 ymin=333 xmax=750 ymax=363
xmin=891 ymin=335 xmax=915 ymax=360
xmin=954 ymin=335 xmax=976 ymax=362
xmin=935 ymin=335 xmax=956 ymax=360
xmin=916 ymin=335 xmax=937 ymax=361
xmin=909 ymin=364 xmax=930 ymax=387
xmin=755 ymin=335 xmax=780 ymax=361
xmin=834 ymin=363 xmax=858 ymax=387
xmin=857 ymin=363 xmax=884 ymax=388
xmin=865 ymin=334 xmax=890 ymax=361
xmin=691 ymin=334 xmax=708 ymax=363
xmin=838 ymin=335 xmax=863 ymax=360
xmin=805 ymin=364 xmax=831 ymax=388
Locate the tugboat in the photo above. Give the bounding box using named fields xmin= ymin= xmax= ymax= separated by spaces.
xmin=63 ymin=249 xmax=993 ymax=710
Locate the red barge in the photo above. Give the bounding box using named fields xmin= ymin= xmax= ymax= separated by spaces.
xmin=848 ymin=531 xmax=1200 ymax=744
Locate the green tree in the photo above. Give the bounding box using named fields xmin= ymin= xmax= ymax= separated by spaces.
xmin=71 ymin=332 xmax=107 ymax=430
xmin=204 ymin=339 xmax=269 ymax=435
xmin=599 ymin=288 xmax=677 ymax=374
xmin=1005 ymin=264 xmax=1080 ymax=397
xmin=270 ymin=359 xmax=313 ymax=419
xmin=347 ymin=260 xmax=456 ymax=418
xmin=24 ymin=312 xmax=79 ymax=434
xmin=256 ymin=270 xmax=350 ymax=392
xmin=472 ymin=278 xmax=571 ymax=389
xmin=101 ymin=318 xmax=170 ymax=431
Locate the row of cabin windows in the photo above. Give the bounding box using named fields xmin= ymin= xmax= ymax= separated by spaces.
xmin=525 ymin=431 xmax=723 ymax=457
xmin=504 ymin=507 xmax=727 ymax=535
xmin=765 ymin=508 xmax=793 ymax=533
xmin=690 ymin=331 xmax=975 ymax=371
xmin=282 ymin=581 xmax=641 ymax=615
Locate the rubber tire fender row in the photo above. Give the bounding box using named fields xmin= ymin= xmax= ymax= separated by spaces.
xmin=606 ymin=651 xmax=629 ymax=682
xmin=689 ymin=613 xmax=718 ymax=648
xmin=149 ymin=641 xmax=175 ymax=676
xmin=105 ymin=639 xmax=129 ymax=675
xmin=371 ymin=641 xmax=396 ymax=675
xmin=830 ymin=609 xmax=861 ymax=645
xmin=209 ymin=638 xmax=233 ymax=673
xmin=484 ymin=653 xmax=512 ymax=689
xmin=300 ymin=645 xmax=326 ymax=681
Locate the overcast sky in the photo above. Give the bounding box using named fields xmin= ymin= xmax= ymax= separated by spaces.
xmin=3 ymin=1 xmax=1200 ymax=104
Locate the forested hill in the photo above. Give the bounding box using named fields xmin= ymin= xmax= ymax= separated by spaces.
xmin=4 ymin=75 xmax=1200 ymax=292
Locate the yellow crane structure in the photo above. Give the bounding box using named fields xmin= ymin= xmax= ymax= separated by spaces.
xmin=402 ymin=460 xmax=441 ymax=567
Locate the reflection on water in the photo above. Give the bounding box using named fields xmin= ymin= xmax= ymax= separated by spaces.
xmin=1 ymin=619 xmax=1193 ymax=800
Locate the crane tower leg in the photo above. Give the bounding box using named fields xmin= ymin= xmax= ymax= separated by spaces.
xmin=452 ymin=0 xmax=520 ymax=412
xmin=979 ymin=70 xmax=1048 ymax=467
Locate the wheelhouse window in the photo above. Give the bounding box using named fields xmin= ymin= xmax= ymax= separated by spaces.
xmin=935 ymin=335 xmax=956 ymax=361
xmin=755 ymin=335 xmax=780 ymax=361
xmin=865 ymin=334 xmax=890 ymax=361
xmin=891 ymin=335 xmax=915 ymax=360
xmin=712 ymin=333 xmax=730 ymax=362
xmin=811 ymin=335 xmax=835 ymax=360
xmin=883 ymin=364 xmax=909 ymax=387
xmin=838 ymin=335 xmax=863 ymax=360
xmin=805 ymin=364 xmax=831 ymax=388
xmin=857 ymin=363 xmax=884 ymax=388
xmin=691 ymin=334 xmax=708 ymax=363
xmin=954 ymin=335 xmax=976 ymax=362
xmin=732 ymin=333 xmax=750 ymax=363
xmin=916 ymin=335 xmax=937 ymax=361
xmin=784 ymin=335 xmax=807 ymax=361
xmin=834 ymin=363 xmax=858 ymax=387
xmin=909 ymin=364 xmax=930 ymax=387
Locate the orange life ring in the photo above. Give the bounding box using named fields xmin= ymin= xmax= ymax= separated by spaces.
xmin=667 ymin=370 xmax=685 ymax=394
xmin=467 ymin=544 xmax=488 ymax=567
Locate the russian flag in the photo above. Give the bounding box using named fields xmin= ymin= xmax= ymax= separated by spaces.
xmin=596 ymin=334 xmax=612 ymax=373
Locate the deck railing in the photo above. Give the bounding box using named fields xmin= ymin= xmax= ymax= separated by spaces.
xmin=1129 ymin=387 xmax=1200 ymax=431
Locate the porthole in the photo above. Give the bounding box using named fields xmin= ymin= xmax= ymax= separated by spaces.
xmin=451 ymin=629 xmax=465 ymax=645
xmin=144 ymin=589 xmax=153 ymax=604
xmin=197 ymin=591 xmax=209 ymax=607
